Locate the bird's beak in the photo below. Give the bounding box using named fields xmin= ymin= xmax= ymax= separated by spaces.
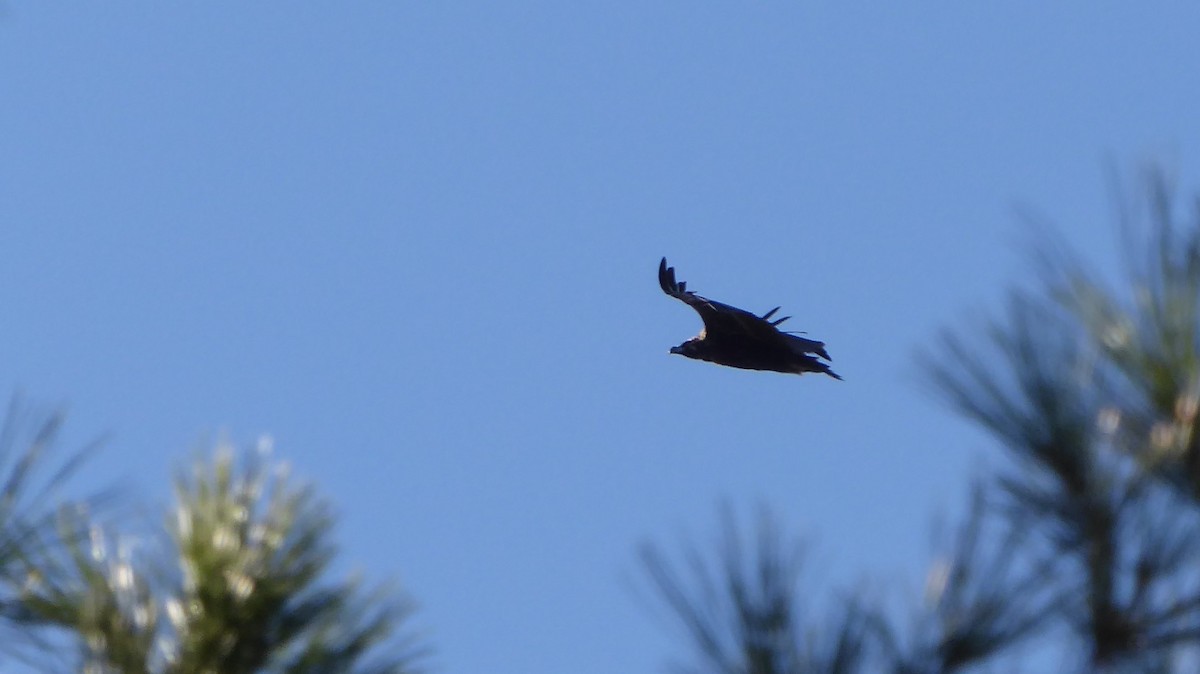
xmin=669 ymin=346 xmax=683 ymax=355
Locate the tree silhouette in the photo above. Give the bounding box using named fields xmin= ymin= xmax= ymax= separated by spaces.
xmin=643 ymin=166 xmax=1200 ymax=673
xmin=639 ymin=506 xmax=868 ymax=674
xmin=0 ymin=396 xmax=110 ymax=669
xmin=13 ymin=436 xmax=424 ymax=674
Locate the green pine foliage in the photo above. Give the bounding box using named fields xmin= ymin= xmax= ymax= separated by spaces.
xmin=0 ymin=396 xmax=106 ymax=666
xmin=639 ymin=507 xmax=868 ymax=674
xmin=644 ymin=166 xmax=1200 ymax=673
xmin=14 ymin=439 xmax=423 ymax=674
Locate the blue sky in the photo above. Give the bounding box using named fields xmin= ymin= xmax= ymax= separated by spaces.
xmin=3 ymin=3 xmax=1200 ymax=672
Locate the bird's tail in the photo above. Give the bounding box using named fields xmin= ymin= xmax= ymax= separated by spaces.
xmin=791 ymin=355 xmax=842 ymax=380
xmin=784 ymin=334 xmax=833 ymax=362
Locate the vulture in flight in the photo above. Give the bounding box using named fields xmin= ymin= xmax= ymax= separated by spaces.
xmin=658 ymin=257 xmax=841 ymax=380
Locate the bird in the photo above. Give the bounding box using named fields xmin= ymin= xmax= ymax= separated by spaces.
xmin=658 ymin=257 xmax=841 ymax=380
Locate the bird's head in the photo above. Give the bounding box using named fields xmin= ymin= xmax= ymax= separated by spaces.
xmin=670 ymin=339 xmax=700 ymax=357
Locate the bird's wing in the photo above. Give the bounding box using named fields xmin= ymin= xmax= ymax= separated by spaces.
xmin=658 ymin=258 xmax=787 ymax=341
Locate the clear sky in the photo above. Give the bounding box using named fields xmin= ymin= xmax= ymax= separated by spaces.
xmin=3 ymin=3 xmax=1200 ymax=673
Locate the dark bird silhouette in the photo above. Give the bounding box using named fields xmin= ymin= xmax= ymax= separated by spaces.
xmin=658 ymin=257 xmax=841 ymax=380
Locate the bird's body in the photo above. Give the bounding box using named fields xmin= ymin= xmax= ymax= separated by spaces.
xmin=658 ymin=258 xmax=841 ymax=380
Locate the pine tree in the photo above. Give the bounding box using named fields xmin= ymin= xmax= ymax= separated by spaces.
xmin=16 ymin=437 xmax=424 ymax=674
xmin=643 ymin=166 xmax=1200 ymax=673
